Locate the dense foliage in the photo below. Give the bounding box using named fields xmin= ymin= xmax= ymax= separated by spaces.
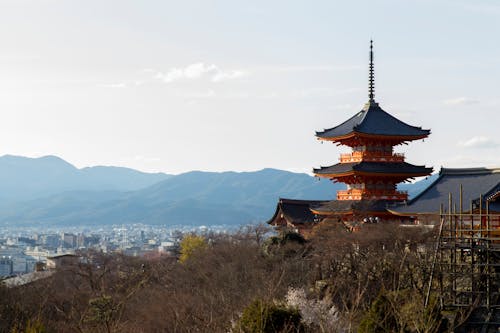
xmin=238 ymin=299 xmax=303 ymax=333
xmin=0 ymin=224 xmax=454 ymax=332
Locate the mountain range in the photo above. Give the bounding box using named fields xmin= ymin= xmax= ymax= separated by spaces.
xmin=0 ymin=155 xmax=437 ymax=227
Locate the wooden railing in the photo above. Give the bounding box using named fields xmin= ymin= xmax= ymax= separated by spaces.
xmin=339 ymin=152 xmax=405 ymax=163
xmin=337 ymin=189 xmax=408 ymax=201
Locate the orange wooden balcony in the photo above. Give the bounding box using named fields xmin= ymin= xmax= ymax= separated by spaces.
xmin=339 ymin=152 xmax=405 ymax=163
xmin=337 ymin=189 xmax=408 ymax=201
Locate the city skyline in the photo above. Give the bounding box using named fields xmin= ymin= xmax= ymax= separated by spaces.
xmin=0 ymin=1 xmax=498 ymax=174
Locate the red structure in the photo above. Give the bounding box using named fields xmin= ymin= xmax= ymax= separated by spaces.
xmin=312 ymin=41 xmax=432 ymax=221
xmin=267 ymin=41 xmax=433 ymax=234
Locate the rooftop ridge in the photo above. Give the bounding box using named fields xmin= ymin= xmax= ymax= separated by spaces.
xmin=440 ymin=167 xmax=500 ymax=176
xmin=278 ymin=198 xmax=330 ymax=204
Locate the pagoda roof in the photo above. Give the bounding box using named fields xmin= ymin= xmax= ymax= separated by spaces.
xmin=316 ymin=101 xmax=430 ymax=141
xmin=314 ymin=161 xmax=433 ymax=177
xmin=266 ymin=198 xmax=329 ymax=226
xmin=389 ymin=167 xmax=500 ymax=215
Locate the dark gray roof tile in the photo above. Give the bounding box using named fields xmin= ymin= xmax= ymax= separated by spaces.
xmin=316 ymin=101 xmax=430 ymax=139
xmin=313 ymin=162 xmax=433 ymax=176
xmin=266 ymin=198 xmax=329 ymax=225
xmin=391 ymin=167 xmax=500 ymax=214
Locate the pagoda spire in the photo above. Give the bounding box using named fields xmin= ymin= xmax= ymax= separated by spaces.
xmin=369 ymin=40 xmax=375 ymax=102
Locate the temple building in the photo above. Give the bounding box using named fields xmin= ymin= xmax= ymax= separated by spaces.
xmin=312 ymin=41 xmax=432 ymax=224
xmin=267 ymin=42 xmax=500 ymax=235
xmin=390 ymin=167 xmax=500 ymax=220
xmin=268 ymin=41 xmax=433 ymax=234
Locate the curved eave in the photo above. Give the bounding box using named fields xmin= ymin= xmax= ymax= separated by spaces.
xmin=316 ymin=131 xmax=429 ymax=143
xmin=312 ymin=209 xmax=390 ymax=216
xmin=313 ymin=170 xmax=432 ymax=179
xmin=387 ymin=209 xmax=438 ymax=217
xmin=266 ymin=198 xmax=287 ymax=225
xmin=311 ymin=208 xmax=353 ymax=216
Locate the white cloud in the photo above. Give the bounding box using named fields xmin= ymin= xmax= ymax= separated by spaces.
xmin=458 ymin=136 xmax=498 ymax=148
xmin=443 ymin=97 xmax=479 ymax=105
xmin=155 ymin=63 xmax=248 ymax=83
xmin=212 ymin=70 xmax=246 ymax=82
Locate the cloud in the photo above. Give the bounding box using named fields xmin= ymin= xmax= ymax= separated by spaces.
xmin=212 ymin=70 xmax=246 ymax=82
xmin=155 ymin=63 xmax=248 ymax=83
xmin=458 ymin=136 xmax=498 ymax=148
xmin=443 ymin=97 xmax=479 ymax=106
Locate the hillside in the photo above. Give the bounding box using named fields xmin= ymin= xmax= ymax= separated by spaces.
xmin=0 ymin=155 xmax=436 ymax=226
xmin=0 ymin=164 xmax=341 ymax=226
xmin=0 ymin=155 xmax=171 ymax=203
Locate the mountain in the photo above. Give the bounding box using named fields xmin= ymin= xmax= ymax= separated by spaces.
xmin=0 ymin=155 xmax=171 ymax=203
xmin=0 ymin=155 xmax=436 ymax=227
xmin=0 ymin=168 xmax=341 ymax=226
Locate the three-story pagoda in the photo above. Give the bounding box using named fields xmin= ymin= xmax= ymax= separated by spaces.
xmin=311 ymin=41 xmax=432 ymax=221
xmin=267 ymin=41 xmax=433 ymax=235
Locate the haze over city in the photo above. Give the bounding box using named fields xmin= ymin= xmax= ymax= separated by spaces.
xmin=0 ymin=0 xmax=498 ymax=175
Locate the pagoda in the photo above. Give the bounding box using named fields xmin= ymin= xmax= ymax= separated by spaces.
xmin=311 ymin=41 xmax=432 ymax=222
xmin=267 ymin=41 xmax=433 ymax=234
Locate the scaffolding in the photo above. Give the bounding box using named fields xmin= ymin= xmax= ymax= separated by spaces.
xmin=429 ymin=186 xmax=500 ymax=331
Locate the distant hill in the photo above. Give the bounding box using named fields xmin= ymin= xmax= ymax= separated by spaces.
xmin=0 ymin=155 xmax=436 ymax=227
xmin=0 ymin=165 xmax=341 ymax=226
xmin=0 ymin=155 xmax=171 ymax=203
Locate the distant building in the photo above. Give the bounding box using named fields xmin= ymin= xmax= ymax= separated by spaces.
xmin=41 ymin=234 xmax=60 ymax=248
xmin=62 ymin=233 xmax=77 ymax=248
xmin=17 ymin=237 xmax=36 ymax=247
xmin=0 ymin=257 xmax=13 ymax=277
xmin=24 ymin=246 xmax=51 ymax=262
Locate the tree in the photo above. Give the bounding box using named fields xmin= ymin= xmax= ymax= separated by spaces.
xmin=237 ymin=299 xmax=303 ymax=333
xmin=179 ymin=234 xmax=208 ymax=263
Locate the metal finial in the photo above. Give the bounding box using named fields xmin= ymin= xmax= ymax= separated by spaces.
xmin=369 ymin=40 xmax=375 ymax=102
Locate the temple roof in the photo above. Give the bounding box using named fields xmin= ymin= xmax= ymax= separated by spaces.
xmin=316 ymin=101 xmax=431 ymax=141
xmin=314 ymin=161 xmax=433 ymax=177
xmin=472 ymin=182 xmax=500 ymax=212
xmin=310 ymin=199 xmax=389 ymax=215
xmin=266 ymin=198 xmax=329 ymax=226
xmin=390 ymin=167 xmax=500 ymax=215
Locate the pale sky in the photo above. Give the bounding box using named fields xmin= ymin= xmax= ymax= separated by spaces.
xmin=0 ymin=0 xmax=498 ymax=174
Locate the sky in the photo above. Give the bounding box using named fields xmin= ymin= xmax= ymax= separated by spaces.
xmin=0 ymin=0 xmax=498 ymax=175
